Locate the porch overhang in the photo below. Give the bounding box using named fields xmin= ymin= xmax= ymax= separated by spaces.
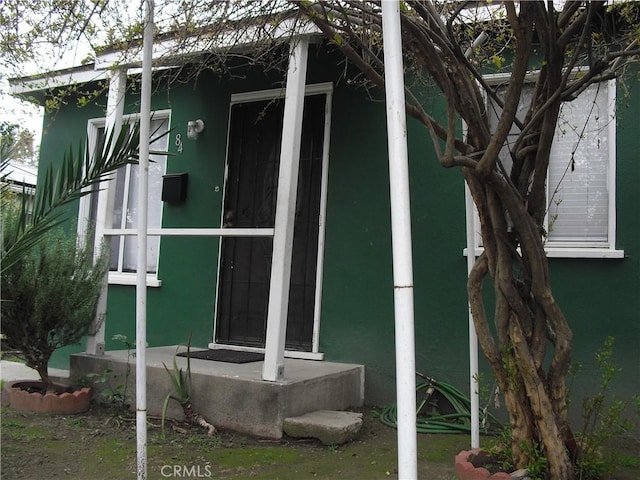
xmin=8 ymin=15 xmax=322 ymax=98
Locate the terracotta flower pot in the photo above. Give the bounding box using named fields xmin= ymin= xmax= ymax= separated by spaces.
xmin=1 ymin=380 xmax=91 ymax=414
xmin=455 ymin=449 xmax=529 ymax=480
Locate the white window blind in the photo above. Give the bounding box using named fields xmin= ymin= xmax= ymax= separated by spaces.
xmin=487 ymin=81 xmax=612 ymax=246
xmin=547 ymin=83 xmax=610 ymax=243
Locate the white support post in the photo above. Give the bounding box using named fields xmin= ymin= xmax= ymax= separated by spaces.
xmin=464 ymin=30 xmax=484 ymax=449
xmin=381 ymin=2 xmax=418 ymax=479
xmin=262 ymin=36 xmax=309 ymax=382
xmin=136 ymin=1 xmax=154 ymax=478
xmin=86 ymin=67 xmax=127 ymax=356
xmin=465 ymin=185 xmax=480 ymax=449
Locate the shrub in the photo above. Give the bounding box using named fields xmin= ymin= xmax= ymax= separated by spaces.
xmin=1 ymin=216 xmax=108 ymax=391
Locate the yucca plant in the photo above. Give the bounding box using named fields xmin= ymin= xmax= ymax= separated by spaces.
xmin=161 ymin=335 xmax=216 ymax=437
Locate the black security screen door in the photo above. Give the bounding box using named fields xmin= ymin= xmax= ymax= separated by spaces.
xmin=215 ymin=94 xmax=326 ymax=351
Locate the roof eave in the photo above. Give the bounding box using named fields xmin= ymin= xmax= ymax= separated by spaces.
xmin=8 ymin=63 xmax=108 ymax=97
xmin=9 ymin=17 xmax=322 ymax=97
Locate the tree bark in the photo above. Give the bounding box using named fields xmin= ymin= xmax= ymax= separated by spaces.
xmin=294 ymin=1 xmax=638 ymax=477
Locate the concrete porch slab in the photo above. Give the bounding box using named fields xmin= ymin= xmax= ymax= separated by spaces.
xmin=70 ymin=346 xmax=364 ymax=439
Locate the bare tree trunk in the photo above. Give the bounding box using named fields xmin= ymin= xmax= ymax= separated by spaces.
xmin=293 ymin=1 xmax=637 ymax=477
xmin=465 ymin=175 xmax=576 ymax=478
xmin=33 ymin=362 xmax=56 ymax=393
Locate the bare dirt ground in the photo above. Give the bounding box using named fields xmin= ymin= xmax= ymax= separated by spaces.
xmin=1 ymin=403 xmax=638 ymax=480
xmin=1 ymin=404 xmax=464 ymax=480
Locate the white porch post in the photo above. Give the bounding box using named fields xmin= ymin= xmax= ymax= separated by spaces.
xmin=381 ymin=2 xmax=418 ymax=479
xmin=86 ymin=66 xmax=127 ymax=356
xmin=262 ymin=36 xmax=309 ymax=382
xmin=466 ymin=187 xmax=480 ymax=448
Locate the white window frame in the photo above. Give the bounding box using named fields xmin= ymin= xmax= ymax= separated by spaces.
xmin=464 ymin=73 xmax=624 ymax=259
xmin=78 ymin=109 xmax=172 ymax=286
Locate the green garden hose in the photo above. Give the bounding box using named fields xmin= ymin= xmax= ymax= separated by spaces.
xmin=379 ymin=376 xmax=503 ymax=435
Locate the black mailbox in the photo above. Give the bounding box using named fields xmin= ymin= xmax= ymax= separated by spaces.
xmin=162 ymin=173 xmax=188 ymax=203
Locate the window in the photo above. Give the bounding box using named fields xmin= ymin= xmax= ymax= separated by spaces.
xmin=547 ymin=84 xmax=610 ymax=244
xmin=79 ymin=111 xmax=171 ymax=285
xmin=465 ymin=76 xmax=623 ymax=258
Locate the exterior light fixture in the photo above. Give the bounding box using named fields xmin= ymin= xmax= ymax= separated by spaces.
xmin=187 ymin=119 xmax=205 ymax=139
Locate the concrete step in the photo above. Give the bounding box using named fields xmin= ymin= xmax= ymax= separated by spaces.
xmin=71 ymin=348 xmax=364 ymax=439
xmin=283 ymin=410 xmax=363 ymax=445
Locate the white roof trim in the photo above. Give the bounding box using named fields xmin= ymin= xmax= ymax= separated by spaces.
xmin=95 ymin=17 xmax=321 ymax=70
xmin=5 ymin=161 xmax=37 ymax=187
xmin=9 ymin=17 xmax=320 ymax=95
xmin=9 ymin=65 xmax=109 ymax=96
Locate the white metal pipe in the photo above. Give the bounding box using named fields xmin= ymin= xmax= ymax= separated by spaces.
xmin=262 ymin=36 xmax=309 ymax=382
xmin=465 ymin=185 xmax=480 ymax=448
xmin=136 ymin=1 xmax=154 ymax=479
xmin=381 ymin=2 xmax=418 ymax=478
xmin=607 ymin=79 xmax=616 ymax=250
xmin=464 ymin=31 xmax=488 ymax=59
xmin=465 ymin=34 xmax=487 ymax=445
xmin=462 ymin=34 xmax=487 ymax=449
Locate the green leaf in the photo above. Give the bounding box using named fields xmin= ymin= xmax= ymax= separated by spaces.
xmin=1 ymin=121 xmax=144 ymax=273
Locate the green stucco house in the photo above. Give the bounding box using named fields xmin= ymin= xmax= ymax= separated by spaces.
xmin=10 ymin=29 xmax=639 ymax=422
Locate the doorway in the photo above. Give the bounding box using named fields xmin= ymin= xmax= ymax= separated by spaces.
xmin=215 ymin=93 xmax=327 ymax=352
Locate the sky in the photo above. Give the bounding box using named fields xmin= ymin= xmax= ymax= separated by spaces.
xmin=0 ymin=26 xmax=95 ymax=157
xmin=0 ymin=0 xmax=116 ymax=150
xmin=1 ymin=91 xmax=44 ymax=141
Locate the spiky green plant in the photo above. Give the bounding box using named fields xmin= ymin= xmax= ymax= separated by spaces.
xmin=162 ymin=335 xmax=216 ymax=437
xmin=1 ymin=122 xmax=143 ymax=273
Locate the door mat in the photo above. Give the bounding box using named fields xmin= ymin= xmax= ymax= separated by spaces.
xmin=177 ymin=349 xmax=264 ymax=364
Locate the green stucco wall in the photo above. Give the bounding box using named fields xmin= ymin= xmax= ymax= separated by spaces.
xmin=319 ymin=84 xmax=472 ymax=403
xmin=42 ymin=47 xmax=639 ymax=413
xmin=550 ymin=73 xmax=640 ymax=412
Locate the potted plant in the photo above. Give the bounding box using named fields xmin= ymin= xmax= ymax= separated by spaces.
xmin=0 ymin=124 xmax=141 ymax=413
xmin=1 ymin=220 xmax=108 ymax=412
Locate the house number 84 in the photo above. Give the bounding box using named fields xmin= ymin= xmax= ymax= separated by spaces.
xmin=175 ymin=133 xmax=183 ymax=153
